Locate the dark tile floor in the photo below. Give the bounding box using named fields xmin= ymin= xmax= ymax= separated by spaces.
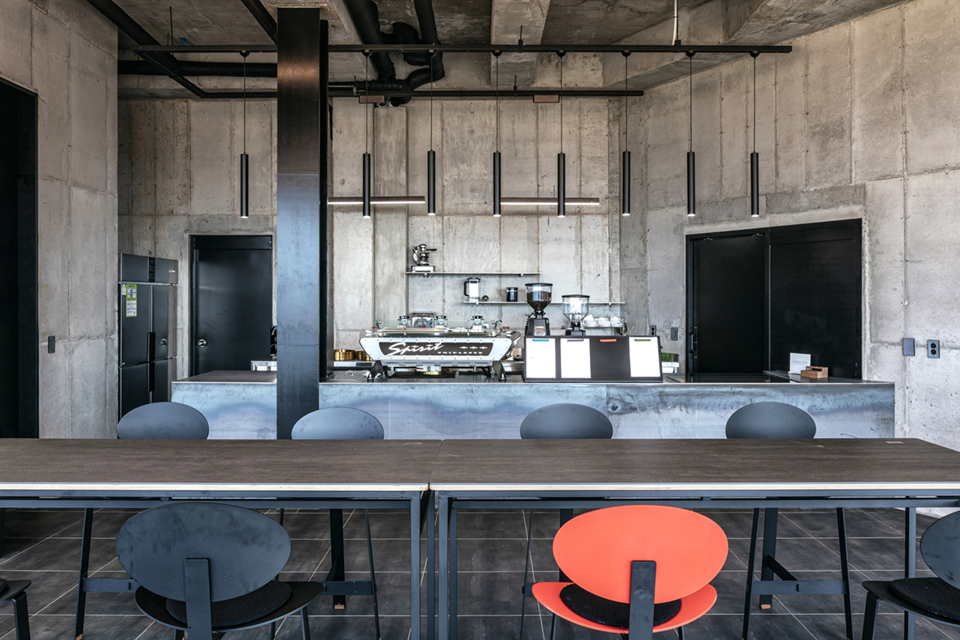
xmin=0 ymin=507 xmax=957 ymax=640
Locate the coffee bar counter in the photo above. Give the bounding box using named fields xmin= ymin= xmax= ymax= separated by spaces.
xmin=171 ymin=370 xmax=894 ymax=441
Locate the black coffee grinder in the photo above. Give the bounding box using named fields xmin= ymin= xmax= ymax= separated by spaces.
xmin=524 ymin=283 xmax=553 ymax=337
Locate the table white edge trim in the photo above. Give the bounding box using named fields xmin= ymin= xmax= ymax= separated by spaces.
xmin=0 ymin=482 xmax=429 ymax=493
xmin=428 ymin=481 xmax=960 ymax=492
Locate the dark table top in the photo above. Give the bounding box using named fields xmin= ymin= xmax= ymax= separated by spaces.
xmin=0 ymin=439 xmax=439 ymax=495
xmin=430 ymin=438 xmax=960 ymax=494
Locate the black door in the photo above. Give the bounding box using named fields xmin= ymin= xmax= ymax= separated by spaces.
xmin=191 ymin=236 xmax=273 ymax=374
xmin=0 ymin=78 xmax=38 ymax=438
xmin=687 ymin=233 xmax=767 ymax=374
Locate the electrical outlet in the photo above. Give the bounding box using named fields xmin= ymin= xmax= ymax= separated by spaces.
xmin=670 ymin=327 xmax=680 ymax=341
xmin=649 ymin=325 xmax=657 ymax=336
xmin=47 ymin=336 xmax=55 ymax=354
xmin=927 ymin=340 xmax=940 ymax=359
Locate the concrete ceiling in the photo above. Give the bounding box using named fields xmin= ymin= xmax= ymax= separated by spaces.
xmin=112 ymin=0 xmax=909 ymax=98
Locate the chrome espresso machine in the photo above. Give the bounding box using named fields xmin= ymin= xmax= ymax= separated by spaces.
xmin=359 ymin=313 xmax=518 ymax=380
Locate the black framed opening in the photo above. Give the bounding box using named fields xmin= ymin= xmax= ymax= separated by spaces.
xmin=0 ymin=77 xmax=39 ymax=438
xmin=190 ymin=235 xmax=274 ymax=375
xmin=687 ymin=219 xmax=862 ymax=378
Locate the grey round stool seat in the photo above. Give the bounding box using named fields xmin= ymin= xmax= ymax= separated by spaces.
xmin=519 ymin=403 xmax=613 ymax=440
xmin=724 ymin=401 xmax=816 ymax=439
xmin=291 ymin=408 xmax=384 ymax=440
xmin=117 ymin=402 xmax=210 ymax=440
xmin=518 ymin=403 xmax=613 ymax=639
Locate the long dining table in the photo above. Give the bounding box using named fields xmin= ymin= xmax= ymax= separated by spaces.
xmin=429 ymin=438 xmax=960 ymax=640
xmin=0 ymin=438 xmax=438 ymax=640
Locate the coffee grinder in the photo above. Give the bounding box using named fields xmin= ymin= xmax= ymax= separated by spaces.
xmin=562 ymin=294 xmax=590 ymax=336
xmin=524 ymin=283 xmax=553 ymax=337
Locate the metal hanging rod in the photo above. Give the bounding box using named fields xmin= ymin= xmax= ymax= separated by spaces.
xmin=131 ymin=43 xmax=791 ymax=55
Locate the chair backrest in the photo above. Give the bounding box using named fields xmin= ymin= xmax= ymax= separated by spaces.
xmin=117 ymin=402 xmax=209 ymax=440
xmin=291 ymin=407 xmax=384 ymax=440
xmin=116 ymin=503 xmax=290 ymax=603
xmin=520 ymin=403 xmax=613 ymax=440
xmin=724 ymin=401 xmax=816 ymax=439
xmin=553 ymin=505 xmax=727 ymax=604
xmin=920 ymin=511 xmax=960 ymax=589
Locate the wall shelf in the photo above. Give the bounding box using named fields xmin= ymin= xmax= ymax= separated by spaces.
xmin=406 ymin=271 xmax=540 ymax=277
xmin=462 ymin=300 xmax=626 ymax=305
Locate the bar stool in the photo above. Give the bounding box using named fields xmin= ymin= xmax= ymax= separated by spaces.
xmin=726 ymin=401 xmax=853 ymax=640
xmin=532 ymin=505 xmax=728 ymax=639
xmin=862 ymin=510 xmax=960 ymax=638
xmin=116 ymin=502 xmax=322 ymax=640
xmin=519 ymin=403 xmax=613 ymax=639
xmin=1 ymin=578 xmax=32 ymax=640
xmin=75 ymin=402 xmax=209 ymax=640
xmin=284 ymin=407 xmax=384 ymax=640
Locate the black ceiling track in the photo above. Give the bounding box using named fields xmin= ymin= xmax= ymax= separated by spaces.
xmin=239 ymin=0 xmax=277 ymax=43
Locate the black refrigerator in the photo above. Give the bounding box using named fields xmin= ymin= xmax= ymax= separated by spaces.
xmin=119 ymin=254 xmax=178 ymax=417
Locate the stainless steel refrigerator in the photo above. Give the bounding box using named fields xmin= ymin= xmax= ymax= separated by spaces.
xmin=119 ymin=254 xmax=178 ymax=417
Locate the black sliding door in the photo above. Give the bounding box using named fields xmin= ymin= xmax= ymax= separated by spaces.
xmin=769 ymin=221 xmax=862 ymax=378
xmin=687 ymin=233 xmax=767 ymax=374
xmin=0 ymin=78 xmax=38 ymax=438
xmin=687 ymin=219 xmax=862 ymax=378
xmin=191 ymin=236 xmax=273 ymax=375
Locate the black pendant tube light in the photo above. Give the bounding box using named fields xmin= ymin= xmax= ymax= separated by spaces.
xmin=686 ymin=51 xmax=696 ymax=218
xmin=621 ymin=51 xmax=631 ymax=217
xmin=362 ymin=53 xmax=371 ymax=219
xmin=427 ymin=53 xmax=436 ymax=216
xmin=750 ymin=52 xmax=760 ymax=218
xmin=493 ymin=51 xmax=501 ymax=217
xmin=239 ymin=50 xmax=249 ymax=219
xmin=557 ymin=51 xmax=566 ymax=218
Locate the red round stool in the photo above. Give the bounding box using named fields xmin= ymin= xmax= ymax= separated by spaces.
xmin=532 ymin=505 xmax=727 ymax=639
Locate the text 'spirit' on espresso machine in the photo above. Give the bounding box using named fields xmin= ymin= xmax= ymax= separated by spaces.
xmin=525 ymin=283 xmax=553 ymax=337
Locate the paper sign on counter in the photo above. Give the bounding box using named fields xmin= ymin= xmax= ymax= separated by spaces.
xmin=789 ymin=353 xmax=811 ymax=374
xmin=525 ymin=338 xmax=557 ymax=379
xmin=560 ymin=339 xmax=591 ymax=379
xmin=628 ymin=337 xmax=661 ymax=378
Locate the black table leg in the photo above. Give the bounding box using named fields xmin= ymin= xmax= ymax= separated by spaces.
xmin=75 ymin=508 xmax=94 ymax=640
xmin=410 ymin=497 xmax=421 ymax=640
xmin=904 ymin=507 xmax=916 ymax=640
xmin=428 ymin=498 xmax=436 ymax=640
xmin=439 ymin=496 xmax=450 ymax=640
xmin=759 ymin=508 xmax=779 ymax=610
xmin=328 ymin=509 xmax=346 ymax=609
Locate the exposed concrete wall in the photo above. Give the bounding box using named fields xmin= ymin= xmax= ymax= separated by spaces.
xmin=636 ymin=0 xmax=960 ymax=447
xmin=0 ymin=0 xmax=118 ymax=438
xmin=331 ymin=97 xmax=626 ymax=348
xmin=117 ymin=99 xmax=277 ymax=379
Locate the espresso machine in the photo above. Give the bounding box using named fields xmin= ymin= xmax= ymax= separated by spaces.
xmin=562 ymin=294 xmax=590 ymax=336
xmin=524 ymin=283 xmax=553 ymax=337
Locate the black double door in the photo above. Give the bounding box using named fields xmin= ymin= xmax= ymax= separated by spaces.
xmin=0 ymin=78 xmax=38 ymax=438
xmin=191 ymin=236 xmax=273 ymax=375
xmin=687 ymin=219 xmax=862 ymax=378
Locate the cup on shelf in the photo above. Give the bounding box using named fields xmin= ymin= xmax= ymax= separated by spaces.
xmin=583 ymin=314 xmax=598 ymax=328
xmin=610 ymin=316 xmax=623 ymax=328
xmin=597 ymin=316 xmax=611 ymax=328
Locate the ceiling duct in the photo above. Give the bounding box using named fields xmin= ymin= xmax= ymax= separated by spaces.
xmin=342 ymin=0 xmax=445 ymax=106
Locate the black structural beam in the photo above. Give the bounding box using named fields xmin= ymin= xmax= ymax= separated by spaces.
xmin=239 ymin=0 xmax=278 ymax=43
xmin=131 ymin=43 xmax=792 ymax=55
xmin=276 ymin=11 xmax=330 ymax=439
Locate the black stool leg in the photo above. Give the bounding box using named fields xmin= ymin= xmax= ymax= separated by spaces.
xmin=278 ymin=508 xmax=285 ymax=527
xmin=519 ymin=509 xmax=535 ymax=640
xmin=174 ymin=631 xmax=185 ymax=640
xmin=837 ymin=508 xmax=853 ymax=640
xmin=12 ymin=591 xmax=31 ymax=640
xmin=677 ymin=626 xmax=685 ymax=639
xmin=0 ymin=508 xmax=5 ymax=558
xmin=365 ymin=510 xmax=381 ymax=640
xmin=330 ymin=509 xmax=346 ymax=609
xmin=301 ymin=607 xmax=312 ymax=640
xmin=742 ymin=508 xmax=761 ymax=640
xmin=862 ymin=591 xmax=879 ymax=640
xmin=75 ymin=508 xmax=94 ymax=640
xmin=758 ymin=508 xmax=779 ymax=610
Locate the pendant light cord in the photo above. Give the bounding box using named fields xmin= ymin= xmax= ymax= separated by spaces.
xmin=495 ymin=54 xmax=500 ymax=152
xmin=559 ymin=53 xmax=564 ymax=154
xmin=624 ymin=53 xmax=629 ymax=141
xmin=753 ymin=54 xmax=758 ymax=153
xmin=688 ymin=55 xmax=693 ymax=152
xmin=430 ymin=54 xmax=434 ymax=151
xmin=365 ymin=54 xmax=369 ymax=155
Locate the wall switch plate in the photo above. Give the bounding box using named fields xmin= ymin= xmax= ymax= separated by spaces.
xmin=649 ymin=325 xmax=657 ymax=336
xmin=47 ymin=336 xmax=55 ymax=354
xmin=903 ymin=338 xmax=915 ymax=357
xmin=670 ymin=327 xmax=680 ymax=341
xmin=927 ymin=340 xmax=940 ymax=359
